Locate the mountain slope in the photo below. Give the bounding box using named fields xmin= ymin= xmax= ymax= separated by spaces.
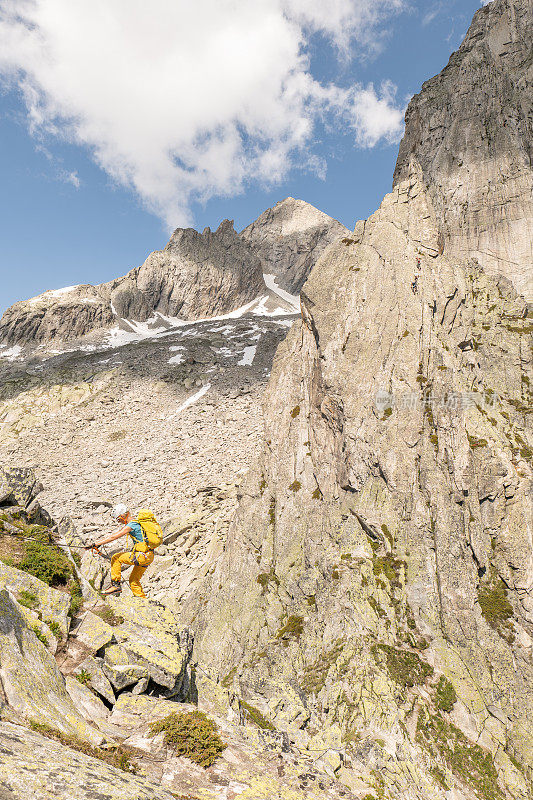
xmin=0 ymin=219 xmax=267 ymax=347
xmin=394 ymin=0 xmax=533 ymax=301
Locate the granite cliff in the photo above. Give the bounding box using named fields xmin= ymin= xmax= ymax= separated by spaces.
xmin=394 ymin=0 xmax=533 ymax=300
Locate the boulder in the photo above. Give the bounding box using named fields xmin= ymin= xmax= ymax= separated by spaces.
xmin=0 ymin=720 xmax=177 ymax=800
xmin=74 ymin=656 xmax=116 ymax=706
xmin=113 ymin=620 xmax=187 ymax=693
xmin=64 ymin=675 xmax=109 ymax=723
xmin=73 ymin=611 xmax=114 ymax=652
xmin=0 ymin=467 xmax=42 ymax=508
xmin=0 ymin=563 xmax=70 ymax=639
xmin=0 ymin=590 xmax=102 ymax=745
xmin=108 ymin=693 xmax=195 ymax=729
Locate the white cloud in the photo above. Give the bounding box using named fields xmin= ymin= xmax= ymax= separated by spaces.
xmin=0 ymin=0 xmax=407 ymax=228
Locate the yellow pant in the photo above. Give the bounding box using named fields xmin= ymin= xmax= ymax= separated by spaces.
xmin=110 ymin=549 xmax=154 ymax=597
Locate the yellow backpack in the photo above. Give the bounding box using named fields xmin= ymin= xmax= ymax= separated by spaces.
xmin=134 ymin=509 xmax=163 ymax=550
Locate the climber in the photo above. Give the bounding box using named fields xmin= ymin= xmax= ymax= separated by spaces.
xmin=86 ymin=504 xmax=163 ymax=598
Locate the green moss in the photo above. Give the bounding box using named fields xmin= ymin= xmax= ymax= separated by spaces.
xmin=371 ymin=644 xmax=433 ymax=688
xmin=468 ymin=434 xmax=489 ymax=449
xmin=92 ymin=604 xmax=124 ymax=626
xmin=221 ymin=667 xmax=237 ymax=689
xmin=276 ymin=615 xmax=304 ymax=645
xmin=268 ymin=497 xmax=276 ymax=526
xmin=259 ymin=478 xmax=267 ymax=495
xmin=372 ymin=554 xmax=405 ymax=590
xmin=290 ymin=405 xmax=301 ymax=418
xmin=416 ymin=711 xmax=502 ymax=800
xmin=382 ymin=407 xmax=393 ymax=419
xmin=108 ymin=430 xmax=127 ymax=441
xmin=312 ymin=487 xmax=323 ymax=500
xmin=149 ymin=710 xmax=226 ymax=768
xmin=17 ymin=589 xmax=38 ymax=609
xmin=68 ymin=577 xmax=83 ymax=616
xmin=380 ymin=524 xmax=394 ymax=548
xmin=430 ymin=765 xmax=449 ymax=790
xmin=306 ymin=595 xmax=317 ymax=610
xmin=331 ymin=569 xmax=340 ymax=579
xmin=368 ymin=596 xmax=387 ymax=619
xmin=28 ymin=720 xmax=136 ymax=773
xmin=31 ymin=625 xmax=49 ymax=647
xmin=288 ymin=480 xmax=301 ymax=492
xmin=478 ymin=572 xmax=515 ymax=642
xmin=435 ymin=676 xmax=457 ymax=712
xmin=240 ymin=700 xmax=275 ymax=731
xmin=256 ymin=569 xmax=280 ymax=594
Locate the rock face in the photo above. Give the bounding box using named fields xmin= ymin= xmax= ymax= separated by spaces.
xmin=0 ymin=589 xmax=103 ymax=744
xmin=0 ymin=285 xmax=115 ymax=347
xmin=0 ymin=220 xmax=267 ymax=346
xmin=105 ymin=218 xmax=265 ymax=321
xmin=241 ymin=197 xmax=348 ymax=294
xmin=394 ymin=0 xmax=533 ymax=301
xmin=190 ymin=165 xmax=533 ymax=799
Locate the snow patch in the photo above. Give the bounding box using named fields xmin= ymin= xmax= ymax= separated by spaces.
xmin=238 ymin=345 xmax=257 ymax=366
xmin=169 ymin=383 xmax=211 ymax=417
xmin=263 ymin=274 xmax=300 ymax=311
xmin=0 ymin=345 xmax=23 ymax=361
xmin=168 ymin=346 xmax=185 ymax=365
xmin=28 ymin=285 xmax=81 ymax=304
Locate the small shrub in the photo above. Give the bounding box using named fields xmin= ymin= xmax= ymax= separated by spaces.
xmin=45 ymin=619 xmax=62 ymax=639
xmin=312 ymin=487 xmax=322 ymax=500
xmin=256 ymin=569 xmax=280 ymax=594
xmin=435 ymin=676 xmax=457 ymax=712
xmin=288 ymin=480 xmax=301 ymax=492
xmin=149 ymin=711 xmax=226 ymax=767
xmin=93 ymin=604 xmax=124 ymax=626
xmin=371 ymin=643 xmax=433 ymax=688
xmin=276 ymin=615 xmax=304 ymax=645
xmin=17 ymin=589 xmax=38 ymax=609
xmin=31 ymin=625 xmax=49 ymax=647
xmin=290 ymin=405 xmax=301 ymax=418
xmin=76 ymin=669 xmax=92 ymax=686
xmin=18 ymin=541 xmax=72 ymax=586
xmin=478 ymin=572 xmax=515 ymax=643
xmin=240 ymin=700 xmax=275 ymax=730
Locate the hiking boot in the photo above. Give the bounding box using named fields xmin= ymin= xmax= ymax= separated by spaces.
xmin=102 ymin=580 xmax=122 ymax=595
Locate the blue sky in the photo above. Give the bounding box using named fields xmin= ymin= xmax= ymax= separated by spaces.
xmin=0 ymin=0 xmax=485 ymax=315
